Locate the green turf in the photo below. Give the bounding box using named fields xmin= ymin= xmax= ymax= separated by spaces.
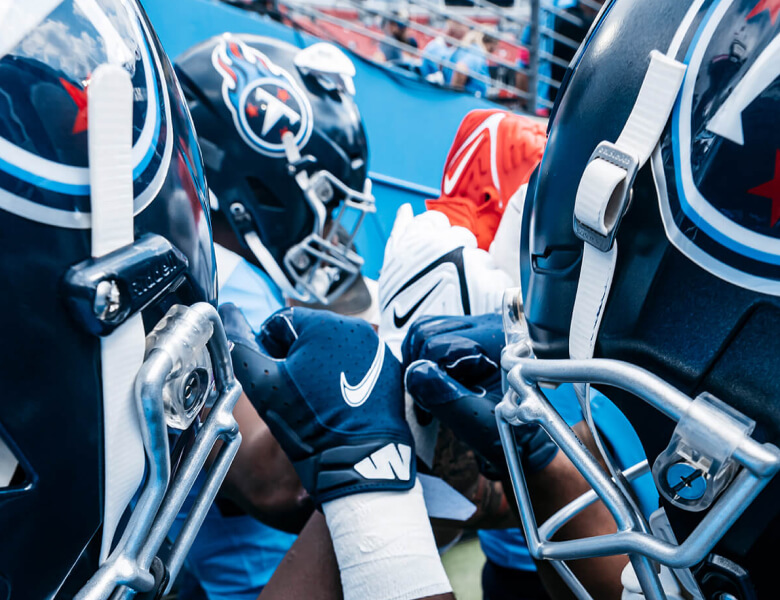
xmin=441 ymin=536 xmax=486 ymax=600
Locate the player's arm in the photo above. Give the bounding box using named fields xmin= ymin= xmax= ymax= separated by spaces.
xmin=223 ymin=304 xmax=455 ymax=600
xmin=257 ymin=511 xmax=341 ymax=600
xmin=524 ymin=423 xmax=627 ymax=599
xmin=426 ymin=424 xmax=518 ymax=532
xmin=214 ymin=392 xmax=313 ymax=533
xmin=260 ymin=512 xmax=454 ymax=600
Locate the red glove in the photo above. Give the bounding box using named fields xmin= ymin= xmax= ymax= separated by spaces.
xmin=426 ymin=109 xmax=546 ymax=250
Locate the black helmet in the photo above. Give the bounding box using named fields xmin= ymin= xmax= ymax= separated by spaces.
xmin=0 ymin=1 xmax=240 ymax=597
xmin=499 ymin=0 xmax=780 ymax=597
xmin=176 ymin=34 xmax=375 ymax=307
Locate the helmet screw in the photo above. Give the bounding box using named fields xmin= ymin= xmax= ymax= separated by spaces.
xmin=314 ymin=179 xmax=333 ymax=203
xmin=182 ymin=368 xmax=208 ymax=411
xmin=94 ymin=279 xmax=123 ymax=321
xmin=665 ymin=462 xmax=707 ymax=501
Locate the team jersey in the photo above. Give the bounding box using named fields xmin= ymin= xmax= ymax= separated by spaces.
xmin=169 ymin=244 xmax=295 ymax=600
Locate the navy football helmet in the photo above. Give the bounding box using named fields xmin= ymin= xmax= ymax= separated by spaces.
xmin=497 ymin=1 xmax=780 ymax=598
xmin=175 ymin=35 xmax=375 ymax=308
xmin=0 ymin=2 xmax=241 ymax=598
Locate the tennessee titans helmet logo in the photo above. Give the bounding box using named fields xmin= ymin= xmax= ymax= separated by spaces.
xmin=212 ymin=35 xmax=314 ymax=157
xmin=656 ymin=0 xmax=780 ymax=294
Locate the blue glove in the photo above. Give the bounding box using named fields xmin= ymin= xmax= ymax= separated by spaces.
xmin=221 ymin=304 xmax=415 ymax=504
xmin=403 ymin=314 xmax=558 ymax=478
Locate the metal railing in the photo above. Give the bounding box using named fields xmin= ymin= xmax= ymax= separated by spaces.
xmin=272 ymin=0 xmax=600 ymax=114
xmin=281 ymin=1 xmax=537 ymax=103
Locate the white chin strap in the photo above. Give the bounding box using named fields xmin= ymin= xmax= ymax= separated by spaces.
xmin=566 ymin=49 xmax=687 ymax=599
xmin=88 ymin=64 xmax=147 ymax=563
xmin=243 ymin=230 xmax=302 ymax=300
xmin=569 ymin=49 xmax=687 ymax=363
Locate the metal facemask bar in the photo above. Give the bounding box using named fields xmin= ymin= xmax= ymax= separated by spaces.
xmin=281 ymin=131 xmax=376 ymax=305
xmin=498 ymin=332 xmax=780 ymax=600
xmin=76 ymin=303 xmax=243 ymax=600
xmin=74 ymin=64 xmax=242 ymax=600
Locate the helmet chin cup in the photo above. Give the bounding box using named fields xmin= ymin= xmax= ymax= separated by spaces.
xmin=283 ymin=220 xmax=364 ymax=305
xmin=75 ymin=303 xmax=242 ymax=600
xmin=498 ymin=334 xmax=780 ymax=599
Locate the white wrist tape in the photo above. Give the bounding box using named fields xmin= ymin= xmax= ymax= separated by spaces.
xmin=323 ymin=478 xmax=452 ymax=600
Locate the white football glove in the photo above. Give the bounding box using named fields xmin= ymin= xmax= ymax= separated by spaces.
xmin=378 ymin=203 xmax=513 ymax=360
xmin=378 ymin=204 xmax=513 ymax=465
xmin=489 ymin=184 xmax=526 ymax=287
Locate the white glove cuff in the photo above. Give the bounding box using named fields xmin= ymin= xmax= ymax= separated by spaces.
xmin=489 ymin=184 xmax=527 ymax=286
xmin=323 ymin=478 xmax=452 ymax=600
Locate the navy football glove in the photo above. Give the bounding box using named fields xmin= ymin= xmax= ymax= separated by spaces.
xmin=403 ymin=314 xmax=557 ymax=478
xmin=221 ymin=304 xmax=415 ymax=504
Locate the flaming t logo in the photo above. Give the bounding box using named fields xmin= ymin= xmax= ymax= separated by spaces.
xmin=212 ymin=35 xmax=313 ymax=156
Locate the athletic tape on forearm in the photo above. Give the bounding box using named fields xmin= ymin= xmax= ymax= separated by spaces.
xmin=323 ymin=478 xmax=452 ymax=600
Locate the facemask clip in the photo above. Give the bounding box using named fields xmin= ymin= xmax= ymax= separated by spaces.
xmin=653 ymin=392 xmax=755 ymax=512
xmin=144 ymin=304 xmax=215 ymax=430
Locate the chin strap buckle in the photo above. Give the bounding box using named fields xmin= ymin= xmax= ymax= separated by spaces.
xmin=573 ymin=141 xmax=639 ymax=252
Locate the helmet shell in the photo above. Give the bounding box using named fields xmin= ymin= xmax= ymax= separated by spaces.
xmin=0 ymin=1 xmax=214 ymax=596
xmin=175 ymin=34 xmax=368 ymax=271
xmin=521 ymin=0 xmax=780 ymax=585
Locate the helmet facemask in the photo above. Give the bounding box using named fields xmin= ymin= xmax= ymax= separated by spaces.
xmin=498 ymin=308 xmax=779 ymax=599
xmin=241 ymin=130 xmax=375 ymax=306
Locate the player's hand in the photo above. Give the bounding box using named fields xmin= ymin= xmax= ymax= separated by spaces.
xmin=220 ymin=304 xmax=415 ymax=504
xmin=403 ymin=314 xmax=558 ymax=478
xmin=378 ymin=204 xmax=512 ymax=358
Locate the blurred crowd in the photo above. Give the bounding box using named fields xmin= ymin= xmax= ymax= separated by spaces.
xmin=225 ymin=0 xmax=606 ymax=114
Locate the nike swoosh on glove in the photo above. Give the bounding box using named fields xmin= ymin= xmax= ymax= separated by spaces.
xmin=378 ymin=204 xmax=513 ymax=360
xmin=221 ymin=303 xmax=415 ymax=504
xmin=403 ymin=314 xmax=558 ymax=479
